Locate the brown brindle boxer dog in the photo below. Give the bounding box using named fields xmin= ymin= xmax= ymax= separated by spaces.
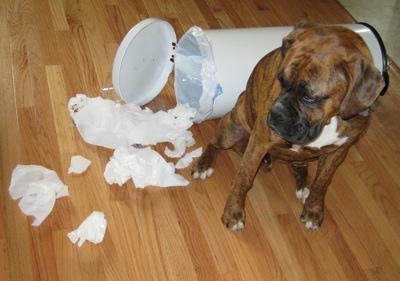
xmin=191 ymin=21 xmax=385 ymax=231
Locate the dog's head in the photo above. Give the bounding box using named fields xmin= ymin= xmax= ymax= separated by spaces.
xmin=267 ymin=21 xmax=385 ymax=145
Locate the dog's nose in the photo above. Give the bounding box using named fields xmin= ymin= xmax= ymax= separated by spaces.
xmin=268 ymin=100 xmax=289 ymax=124
xmin=294 ymin=121 xmax=307 ymax=135
xmin=267 ymin=102 xmax=313 ymax=144
xmin=269 ymin=109 xmax=286 ymax=123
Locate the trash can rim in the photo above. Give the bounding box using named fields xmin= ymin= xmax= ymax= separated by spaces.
xmin=112 ymin=18 xmax=177 ymax=105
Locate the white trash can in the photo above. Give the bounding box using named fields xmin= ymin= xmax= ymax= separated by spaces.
xmin=112 ymin=18 xmax=389 ymax=122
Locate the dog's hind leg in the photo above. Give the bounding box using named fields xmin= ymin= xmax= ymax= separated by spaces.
xmin=192 ymin=111 xmax=247 ymax=180
xmin=292 ymin=162 xmax=310 ymax=204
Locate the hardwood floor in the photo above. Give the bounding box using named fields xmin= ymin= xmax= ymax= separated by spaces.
xmin=1 ymin=0 xmax=400 ymax=280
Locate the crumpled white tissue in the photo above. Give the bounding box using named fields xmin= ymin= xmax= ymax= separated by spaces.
xmin=68 ymin=155 xmax=91 ymax=174
xmin=67 ymin=211 xmax=107 ymax=247
xmin=68 ymin=94 xmax=196 ymax=158
xmin=175 ymin=147 xmax=203 ymax=169
xmin=104 ymin=145 xmax=189 ymax=188
xmin=9 ymin=165 xmax=69 ymax=226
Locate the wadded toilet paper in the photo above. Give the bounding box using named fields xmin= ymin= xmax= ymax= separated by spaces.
xmin=68 ymin=94 xmax=200 ymax=188
xmin=68 ymin=155 xmax=91 ymax=174
xmin=68 ymin=211 xmax=107 ymax=247
xmin=9 ymin=165 xmax=69 ymax=226
xmin=68 ymin=94 xmax=196 ymax=157
xmin=104 ymin=145 xmax=189 ymax=187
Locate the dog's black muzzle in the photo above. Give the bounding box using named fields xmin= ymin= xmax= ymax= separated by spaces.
xmin=267 ymin=94 xmax=320 ymax=145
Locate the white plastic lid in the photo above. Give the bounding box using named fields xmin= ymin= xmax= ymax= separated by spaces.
xmin=112 ymin=18 xmax=177 ymax=105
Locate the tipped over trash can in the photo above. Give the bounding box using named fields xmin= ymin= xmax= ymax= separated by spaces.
xmin=112 ymin=18 xmax=389 ymax=123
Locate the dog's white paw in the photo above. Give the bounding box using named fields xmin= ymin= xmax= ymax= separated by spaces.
xmin=304 ymin=220 xmax=320 ymax=231
xmin=300 ymin=207 xmax=323 ymax=231
xmin=296 ymin=187 xmax=310 ymax=204
xmin=230 ymin=221 xmax=245 ymax=232
xmin=192 ymin=167 xmax=214 ymax=180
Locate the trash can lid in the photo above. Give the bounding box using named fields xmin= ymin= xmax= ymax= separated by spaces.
xmin=112 ymin=18 xmax=177 ymax=105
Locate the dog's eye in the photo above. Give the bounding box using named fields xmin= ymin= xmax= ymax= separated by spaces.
xmin=298 ymin=83 xmax=317 ymax=104
xmin=301 ymin=94 xmax=317 ymax=104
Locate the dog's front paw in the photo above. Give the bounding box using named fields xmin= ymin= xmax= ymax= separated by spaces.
xmin=191 ymin=160 xmax=214 ymax=180
xmin=300 ymin=206 xmax=324 ymax=231
xmin=221 ymin=208 xmax=246 ymax=232
xmin=191 ymin=144 xmax=219 ymax=180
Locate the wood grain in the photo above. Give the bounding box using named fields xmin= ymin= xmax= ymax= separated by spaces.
xmin=1 ymin=0 xmax=400 ymax=280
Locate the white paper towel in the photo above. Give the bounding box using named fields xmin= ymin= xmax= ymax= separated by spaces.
xmin=9 ymin=165 xmax=69 ymax=226
xmin=104 ymin=145 xmax=189 ymax=188
xmin=68 ymin=211 xmax=107 ymax=247
xmin=68 ymin=94 xmax=196 ymax=157
xmin=175 ymin=147 xmax=203 ymax=169
xmin=68 ymin=155 xmax=91 ymax=174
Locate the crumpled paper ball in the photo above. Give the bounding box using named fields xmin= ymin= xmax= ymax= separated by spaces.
xmin=104 ymin=145 xmax=189 ymax=188
xmin=9 ymin=165 xmax=69 ymax=226
xmin=68 ymin=211 xmax=107 ymax=247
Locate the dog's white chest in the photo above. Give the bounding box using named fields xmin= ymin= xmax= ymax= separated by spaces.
xmin=290 ymin=116 xmax=348 ymax=152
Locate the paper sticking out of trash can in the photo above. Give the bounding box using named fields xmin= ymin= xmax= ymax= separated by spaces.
xmin=112 ymin=18 xmax=389 ymax=123
xmin=174 ymin=26 xmax=222 ymax=122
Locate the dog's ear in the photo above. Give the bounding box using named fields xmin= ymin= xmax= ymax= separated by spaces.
xmin=340 ymin=57 xmax=384 ymax=120
xmin=282 ymin=19 xmax=318 ymax=56
xmin=281 ymin=36 xmax=295 ymax=56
